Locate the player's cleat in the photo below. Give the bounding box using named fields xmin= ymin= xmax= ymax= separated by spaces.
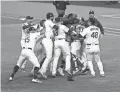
xmin=41 ymin=73 xmax=47 ymax=80
xmin=91 ymin=73 xmax=96 ymax=78
xmin=9 ymin=77 xmax=13 ymax=81
xmin=52 ymin=74 xmax=56 ymax=78
xmin=100 ymin=73 xmax=105 ymax=77
xmin=73 ymin=68 xmax=79 ymax=74
xmin=57 ymin=68 xmax=65 ymax=76
xmin=32 ymin=79 xmax=42 ymax=83
xmin=66 ymin=72 xmax=74 ymax=81
xmin=67 ymin=75 xmax=74 ymax=81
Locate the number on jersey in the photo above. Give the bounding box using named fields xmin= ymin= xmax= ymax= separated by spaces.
xmin=91 ymin=32 xmax=98 ymax=38
xmin=54 ymin=30 xmax=58 ymax=36
xmin=25 ymin=35 xmax=30 ymax=43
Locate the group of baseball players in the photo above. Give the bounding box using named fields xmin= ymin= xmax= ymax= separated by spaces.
xmin=8 ymin=4 xmax=105 ymax=83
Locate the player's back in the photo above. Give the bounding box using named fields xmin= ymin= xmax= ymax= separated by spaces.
xmin=44 ymin=20 xmax=54 ymax=38
xmin=85 ymin=25 xmax=101 ymax=44
xmin=55 ymin=24 xmax=69 ymax=39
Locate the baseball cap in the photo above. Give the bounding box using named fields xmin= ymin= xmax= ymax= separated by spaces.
xmin=89 ymin=10 xmax=94 ymax=14
xmin=46 ymin=12 xmax=54 ymax=19
xmin=25 ymin=16 xmax=33 ymax=20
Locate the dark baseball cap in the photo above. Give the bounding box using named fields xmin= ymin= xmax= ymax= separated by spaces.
xmin=26 ymin=16 xmax=33 ymax=20
xmin=89 ymin=10 xmax=94 ymax=14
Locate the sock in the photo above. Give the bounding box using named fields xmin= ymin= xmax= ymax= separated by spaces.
xmin=87 ymin=61 xmax=95 ymax=75
xmin=60 ymin=60 xmax=65 ymax=69
xmin=34 ymin=67 xmax=39 ymax=79
xmin=40 ymin=57 xmax=46 ymax=68
xmin=11 ymin=65 xmax=19 ymax=78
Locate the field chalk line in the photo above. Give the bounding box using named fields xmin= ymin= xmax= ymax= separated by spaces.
xmin=1 ymin=15 xmax=120 ymax=37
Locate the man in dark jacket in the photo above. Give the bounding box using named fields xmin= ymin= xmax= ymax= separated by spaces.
xmin=53 ymin=1 xmax=70 ymax=18
xmin=85 ymin=10 xmax=104 ymax=35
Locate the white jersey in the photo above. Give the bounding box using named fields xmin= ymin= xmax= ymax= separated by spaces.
xmin=80 ymin=25 xmax=101 ymax=44
xmin=44 ymin=20 xmax=55 ymax=38
xmin=55 ymin=24 xmax=69 ymax=39
xmin=24 ymin=32 xmax=40 ymax=50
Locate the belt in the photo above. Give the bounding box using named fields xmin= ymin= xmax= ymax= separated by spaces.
xmin=23 ymin=47 xmax=32 ymax=50
xmin=73 ymin=40 xmax=79 ymax=42
xmin=87 ymin=44 xmax=99 ymax=45
xmin=55 ymin=38 xmax=65 ymax=40
xmin=44 ymin=36 xmax=52 ymax=39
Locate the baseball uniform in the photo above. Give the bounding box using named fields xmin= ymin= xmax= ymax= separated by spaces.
xmin=52 ymin=24 xmax=71 ymax=75
xmin=40 ymin=19 xmax=55 ymax=75
xmin=80 ymin=25 xmax=105 ymax=76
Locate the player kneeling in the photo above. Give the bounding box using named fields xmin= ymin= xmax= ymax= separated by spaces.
xmin=9 ymin=25 xmax=43 ymax=83
xmin=80 ymin=18 xmax=105 ymax=77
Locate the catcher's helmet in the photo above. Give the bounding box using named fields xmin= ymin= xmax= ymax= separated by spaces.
xmin=46 ymin=12 xmax=54 ymax=19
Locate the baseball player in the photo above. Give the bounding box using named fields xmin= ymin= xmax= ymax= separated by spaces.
xmin=20 ymin=16 xmax=34 ymax=71
xmin=52 ymin=17 xmax=74 ymax=81
xmin=70 ymin=18 xmax=85 ymax=74
xmin=80 ymin=18 xmax=105 ymax=77
xmin=39 ymin=12 xmax=58 ymax=79
xmin=9 ymin=24 xmax=43 ymax=83
xmin=56 ymin=14 xmax=80 ymax=76
xmin=29 ymin=19 xmax=46 ymax=75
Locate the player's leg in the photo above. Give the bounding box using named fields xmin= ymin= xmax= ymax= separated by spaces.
xmin=57 ymin=54 xmax=65 ymax=76
xmin=9 ymin=53 xmax=26 ymax=81
xmin=57 ymin=9 xmax=65 ymax=18
xmin=86 ymin=52 xmax=95 ymax=77
xmin=52 ymin=48 xmax=61 ymax=77
xmin=62 ymin=41 xmax=74 ymax=81
xmin=80 ymin=42 xmax=89 ymax=73
xmin=28 ymin=50 xmax=42 ymax=83
xmin=30 ymin=42 xmax=44 ymax=75
xmin=20 ymin=60 xmax=27 ymax=72
xmin=71 ymin=42 xmax=81 ymax=73
xmin=40 ymin=38 xmax=53 ymax=77
xmin=20 ymin=39 xmax=27 ymax=71
xmin=94 ymin=52 xmax=105 ymax=76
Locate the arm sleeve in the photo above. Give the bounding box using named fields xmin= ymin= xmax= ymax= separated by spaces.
xmin=22 ymin=24 xmax=31 ymax=30
xmin=50 ymin=21 xmax=55 ymax=28
xmin=97 ymin=21 xmax=104 ymax=35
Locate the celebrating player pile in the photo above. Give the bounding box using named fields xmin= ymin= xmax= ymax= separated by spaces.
xmin=9 ymin=10 xmax=105 ymax=83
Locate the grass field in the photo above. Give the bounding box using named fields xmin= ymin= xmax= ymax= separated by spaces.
xmin=1 ymin=1 xmax=120 ymax=92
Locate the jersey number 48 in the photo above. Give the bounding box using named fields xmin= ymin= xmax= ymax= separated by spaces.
xmin=91 ymin=32 xmax=98 ymax=38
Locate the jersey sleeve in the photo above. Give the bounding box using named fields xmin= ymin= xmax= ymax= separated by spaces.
xmin=80 ymin=28 xmax=88 ymax=37
xmin=49 ymin=21 xmax=55 ymax=28
xmin=22 ymin=23 xmax=31 ymax=30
